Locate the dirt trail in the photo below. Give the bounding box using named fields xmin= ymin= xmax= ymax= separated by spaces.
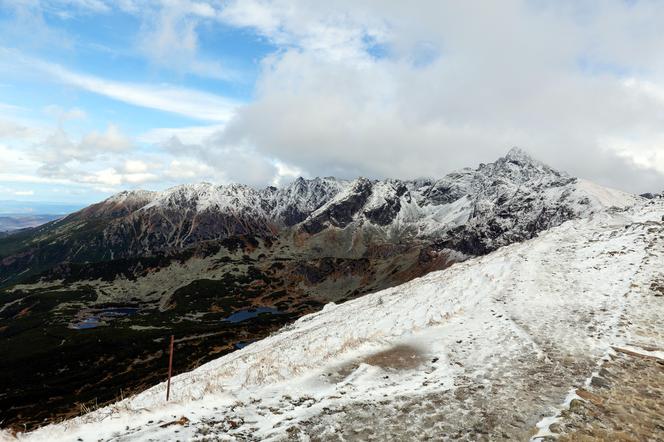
xmin=535 ymin=220 xmax=664 ymax=441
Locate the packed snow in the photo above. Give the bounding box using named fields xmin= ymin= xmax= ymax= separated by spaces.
xmin=6 ymin=198 xmax=663 ymax=441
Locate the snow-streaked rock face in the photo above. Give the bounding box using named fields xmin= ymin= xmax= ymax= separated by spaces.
xmin=14 ymin=199 xmax=664 ymax=442
xmin=70 ymin=147 xmax=641 ymax=257
xmin=641 ymin=190 xmax=664 ymax=200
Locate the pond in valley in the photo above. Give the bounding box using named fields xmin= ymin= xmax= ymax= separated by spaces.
xmin=69 ymin=307 xmax=139 ymax=330
xmin=222 ymin=307 xmax=280 ymax=323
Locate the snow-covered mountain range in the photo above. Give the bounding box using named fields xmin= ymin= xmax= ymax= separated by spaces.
xmin=95 ymin=147 xmax=637 ymax=255
xmin=4 ymin=147 xmax=637 ymax=274
xmin=10 ymin=189 xmax=663 ymax=442
xmin=0 ymin=148 xmax=647 ymax=434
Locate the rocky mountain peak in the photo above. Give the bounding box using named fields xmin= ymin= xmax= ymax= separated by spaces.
xmin=77 ymin=189 xmax=157 ymax=219
xmin=641 ymin=191 xmax=664 ymax=200
xmin=503 ymin=146 xmax=537 ymax=163
xmin=481 ymin=147 xmax=568 ymax=188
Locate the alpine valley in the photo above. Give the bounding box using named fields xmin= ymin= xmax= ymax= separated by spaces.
xmin=0 ymin=148 xmax=642 ymax=432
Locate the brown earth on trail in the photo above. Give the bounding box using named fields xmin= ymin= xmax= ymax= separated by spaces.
xmin=549 ymin=348 xmax=664 ymax=441
xmin=327 ymin=344 xmax=428 ymax=384
xmin=362 ymin=344 xmax=428 ymax=371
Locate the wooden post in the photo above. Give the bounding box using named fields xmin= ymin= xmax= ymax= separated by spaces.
xmin=166 ymin=334 xmax=174 ymax=401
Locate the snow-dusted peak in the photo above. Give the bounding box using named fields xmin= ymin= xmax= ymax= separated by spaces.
xmin=141 ymin=182 xmax=263 ymax=213
xmin=495 ymin=147 xmax=558 ymax=177
xmin=641 ymin=190 xmax=664 ymax=200
xmin=104 ymin=189 xmax=158 ymax=205
xmin=306 ymin=178 xmax=371 ymax=216
xmin=77 ymin=189 xmax=158 ymax=219
xmin=281 ymin=176 xmax=347 ymax=203
xmin=503 ymin=146 xmax=536 ymax=163
xmin=267 ymin=177 xmax=348 ymax=226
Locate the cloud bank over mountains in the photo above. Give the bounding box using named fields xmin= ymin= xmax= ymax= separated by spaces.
xmin=1 ymin=0 xmax=663 ymax=201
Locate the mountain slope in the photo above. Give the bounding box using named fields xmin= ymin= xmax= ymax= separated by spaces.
xmin=12 ymin=198 xmax=664 ymax=442
xmin=0 ymin=148 xmax=643 ymax=432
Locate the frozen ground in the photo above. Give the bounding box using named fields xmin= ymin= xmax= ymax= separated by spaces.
xmin=4 ymin=200 xmax=664 ymax=441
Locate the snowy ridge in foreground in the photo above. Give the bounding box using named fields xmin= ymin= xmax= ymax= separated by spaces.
xmin=9 ymin=200 xmax=664 ymax=441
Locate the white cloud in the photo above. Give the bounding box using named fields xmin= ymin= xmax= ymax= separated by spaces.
xmin=0 ymin=119 xmax=31 ymax=139
xmin=0 ymin=143 xmax=41 ymax=175
xmin=1 ymin=0 xmax=110 ymax=15
xmin=42 ymin=61 xmax=238 ymax=122
xmin=0 ymin=102 xmax=25 ymax=112
xmin=57 ymin=0 xmax=110 ymax=13
xmin=160 ymin=135 xmax=282 ymax=187
xmin=138 ymin=124 xmax=226 ymax=145
xmin=600 ymin=134 xmax=664 ymax=176
xmin=117 ymin=0 xmax=240 ymax=80
xmin=4 ymin=1 xmax=664 ymax=196
xmin=32 ymin=123 xmax=132 ymax=166
xmin=273 ymin=160 xmax=304 ymax=186
xmin=123 ymin=159 xmax=149 ymax=174
xmin=80 ymin=124 xmax=132 ymax=153
xmin=12 ymin=122 xmax=166 ymax=191
xmin=0 ymin=48 xmax=239 ymax=122
xmin=164 ymin=158 xmax=215 ymax=180
xmin=0 ymin=185 xmax=37 ymax=197
xmin=78 ymin=167 xmax=159 ymax=186
xmin=206 ymin=0 xmax=664 ymax=193
xmin=43 ymin=105 xmax=87 ymax=122
xmin=13 ymin=189 xmax=35 ymax=196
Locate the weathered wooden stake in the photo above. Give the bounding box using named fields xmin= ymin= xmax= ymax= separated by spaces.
xmin=166 ymin=334 xmax=174 ymax=401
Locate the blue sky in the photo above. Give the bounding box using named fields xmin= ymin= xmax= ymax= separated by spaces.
xmin=0 ymin=1 xmax=281 ymax=204
xmin=1 ymin=0 xmax=663 ymax=206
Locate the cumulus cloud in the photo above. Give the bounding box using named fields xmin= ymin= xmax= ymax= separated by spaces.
xmin=138 ymin=124 xmax=226 ymax=145
xmin=80 ymin=124 xmax=132 ymax=153
xmin=160 ymin=135 xmax=282 ymax=187
xmin=4 ymin=0 xmax=664 ymax=195
xmin=195 ymin=0 xmax=664 ymax=193
xmin=33 ymin=123 xmax=132 ymax=166
xmin=77 ymin=167 xmax=159 ymax=187
xmin=24 ymin=123 xmax=163 ymax=189
xmin=0 ymin=119 xmax=32 ymax=139
xmin=218 ymin=0 xmax=388 ymax=62
xmin=0 ymin=143 xmax=41 ymax=175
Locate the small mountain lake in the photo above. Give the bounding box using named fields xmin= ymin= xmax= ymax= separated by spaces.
xmin=69 ymin=307 xmax=139 ymax=330
xmin=222 ymin=307 xmax=280 ymax=323
xmin=233 ymin=340 xmax=256 ymax=349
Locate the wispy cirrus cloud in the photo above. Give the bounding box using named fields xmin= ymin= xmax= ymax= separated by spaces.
xmin=135 ymin=1 xmax=241 ymax=81
xmin=42 ymin=61 xmax=239 ymax=122
xmin=1 ymin=48 xmax=239 ymax=122
xmin=1 ymin=1 xmax=242 ymax=81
